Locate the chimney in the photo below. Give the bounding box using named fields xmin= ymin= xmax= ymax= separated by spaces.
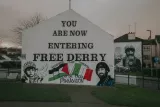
xmin=128 ymin=32 xmax=135 ymax=40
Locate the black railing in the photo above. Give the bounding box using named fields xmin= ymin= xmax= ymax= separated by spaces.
xmin=0 ymin=68 xmax=21 ymax=81
xmin=115 ymin=68 xmax=160 ymax=90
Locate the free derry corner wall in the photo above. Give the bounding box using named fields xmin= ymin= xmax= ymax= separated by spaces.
xmin=21 ymin=9 xmax=114 ymax=86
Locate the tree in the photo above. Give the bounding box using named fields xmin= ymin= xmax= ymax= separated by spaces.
xmin=13 ymin=13 xmax=46 ymax=45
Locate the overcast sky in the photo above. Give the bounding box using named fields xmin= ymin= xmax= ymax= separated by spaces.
xmin=0 ymin=0 xmax=159 ymax=47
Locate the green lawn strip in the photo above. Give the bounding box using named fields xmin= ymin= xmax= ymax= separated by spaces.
xmin=91 ymin=85 xmax=160 ymax=107
xmin=0 ymin=83 xmax=71 ymax=102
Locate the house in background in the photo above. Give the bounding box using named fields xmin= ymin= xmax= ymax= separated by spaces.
xmin=142 ymin=40 xmax=157 ymax=68
xmin=6 ymin=48 xmax=21 ymax=55
xmin=155 ymin=35 xmax=160 ymax=67
xmin=0 ymin=47 xmax=21 ymax=61
xmin=114 ymin=32 xmax=160 ymax=69
xmin=114 ymin=32 xmax=143 ymax=73
xmin=114 ymin=32 xmax=143 ymax=42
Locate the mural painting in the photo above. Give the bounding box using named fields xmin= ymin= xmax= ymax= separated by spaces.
xmin=21 ymin=10 xmax=114 ymax=86
xmin=114 ymin=42 xmax=142 ymax=73
xmin=21 ymin=61 xmax=48 ymax=83
xmin=96 ymin=62 xmax=114 ymax=86
xmin=48 ymin=61 xmax=93 ymax=83
xmin=21 ymin=61 xmax=114 ymax=86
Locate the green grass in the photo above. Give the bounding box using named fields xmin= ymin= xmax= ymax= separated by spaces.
xmin=1 ymin=82 xmax=160 ymax=107
xmin=0 ymin=83 xmax=71 ymax=102
xmin=91 ymin=84 xmax=160 ymax=107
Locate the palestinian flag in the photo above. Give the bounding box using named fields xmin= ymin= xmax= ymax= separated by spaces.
xmin=49 ymin=62 xmax=93 ymax=81
xmin=61 ymin=63 xmax=70 ymax=75
xmin=48 ymin=63 xmax=69 ymax=81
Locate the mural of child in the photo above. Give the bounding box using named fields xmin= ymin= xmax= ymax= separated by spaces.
xmin=21 ymin=61 xmax=48 ymax=83
xmin=96 ymin=62 xmax=114 ymax=86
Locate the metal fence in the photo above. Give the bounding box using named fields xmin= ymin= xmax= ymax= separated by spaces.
xmin=115 ymin=68 xmax=160 ymax=90
xmin=0 ymin=68 xmax=21 ymax=82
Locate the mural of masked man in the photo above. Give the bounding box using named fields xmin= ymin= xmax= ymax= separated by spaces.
xmin=96 ymin=62 xmax=114 ymax=86
xmin=123 ymin=45 xmax=141 ymax=72
xmin=21 ymin=61 xmax=44 ymax=83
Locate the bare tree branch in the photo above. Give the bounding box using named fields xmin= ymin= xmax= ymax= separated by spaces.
xmin=12 ymin=13 xmax=46 ymax=45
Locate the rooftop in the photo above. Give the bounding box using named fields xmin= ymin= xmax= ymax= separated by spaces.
xmin=114 ymin=33 xmax=143 ymax=42
xmin=142 ymin=39 xmax=157 ymax=45
xmin=114 ymin=33 xmax=158 ymax=45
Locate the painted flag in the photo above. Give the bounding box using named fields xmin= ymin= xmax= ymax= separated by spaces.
xmin=49 ymin=63 xmax=69 ymax=81
xmin=61 ymin=64 xmax=70 ymax=75
xmin=49 ymin=73 xmax=67 ymax=81
xmin=83 ymin=68 xmax=93 ymax=81
xmin=72 ymin=63 xmax=82 ymax=75
xmin=72 ymin=63 xmax=93 ymax=81
xmin=49 ymin=62 xmax=93 ymax=82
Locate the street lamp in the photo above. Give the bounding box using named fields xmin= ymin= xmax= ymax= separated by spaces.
xmin=147 ymin=30 xmax=152 ymax=38
xmin=147 ymin=30 xmax=153 ymax=75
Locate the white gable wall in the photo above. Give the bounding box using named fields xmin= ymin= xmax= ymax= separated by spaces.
xmin=22 ymin=9 xmax=114 ymax=85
